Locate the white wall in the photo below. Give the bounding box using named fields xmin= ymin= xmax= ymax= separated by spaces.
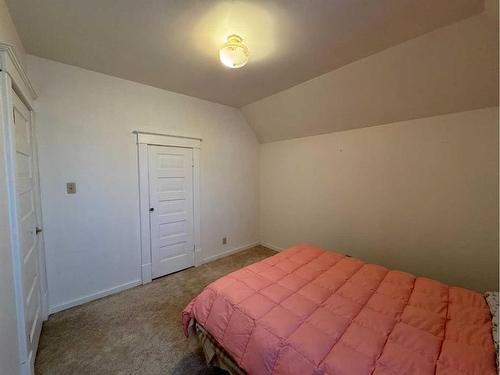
xmin=26 ymin=55 xmax=260 ymax=313
xmin=242 ymin=6 xmax=498 ymax=142
xmin=0 ymin=0 xmax=22 ymax=372
xmin=260 ymin=108 xmax=499 ymax=292
xmin=8 ymin=0 xmax=498 ymax=321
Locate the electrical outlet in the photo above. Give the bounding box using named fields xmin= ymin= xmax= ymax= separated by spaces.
xmin=66 ymin=182 xmax=76 ymax=194
xmin=222 ymin=237 xmax=227 ymax=245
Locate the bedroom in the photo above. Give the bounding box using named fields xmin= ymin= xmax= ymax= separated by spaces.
xmin=0 ymin=0 xmax=498 ymax=374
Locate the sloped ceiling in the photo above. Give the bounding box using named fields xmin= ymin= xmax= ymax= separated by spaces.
xmin=242 ymin=5 xmax=499 ymax=143
xmin=6 ymin=0 xmax=485 ymax=108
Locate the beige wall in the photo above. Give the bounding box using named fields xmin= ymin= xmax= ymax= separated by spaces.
xmin=27 ymin=55 xmax=259 ymax=312
xmin=260 ymin=108 xmax=499 ymax=292
xmin=242 ymin=7 xmax=498 ymax=142
xmin=0 ymin=0 xmax=25 ymax=64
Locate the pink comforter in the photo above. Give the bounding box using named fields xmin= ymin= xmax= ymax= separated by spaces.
xmin=182 ymin=244 xmax=496 ymax=374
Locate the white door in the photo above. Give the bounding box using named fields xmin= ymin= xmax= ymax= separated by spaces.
xmin=148 ymin=145 xmax=195 ymax=278
xmin=12 ymin=90 xmax=43 ymax=371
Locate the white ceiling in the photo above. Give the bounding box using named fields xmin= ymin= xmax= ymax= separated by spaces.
xmin=7 ymin=0 xmax=485 ymax=107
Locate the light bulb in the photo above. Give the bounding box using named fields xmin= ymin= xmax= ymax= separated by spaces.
xmin=219 ymin=35 xmax=249 ymax=69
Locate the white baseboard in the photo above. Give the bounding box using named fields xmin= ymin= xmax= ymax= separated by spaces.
xmin=260 ymin=242 xmax=285 ymax=252
xmin=48 ymin=279 xmax=142 ymax=314
xmin=202 ymin=242 xmax=260 ymax=263
xmin=49 ymin=243 xmax=282 ymax=314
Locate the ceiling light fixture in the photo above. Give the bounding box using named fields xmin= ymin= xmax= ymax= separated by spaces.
xmin=219 ymin=34 xmax=249 ymax=69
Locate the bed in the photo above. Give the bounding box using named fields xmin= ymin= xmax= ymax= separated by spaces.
xmin=182 ymin=244 xmax=497 ymax=374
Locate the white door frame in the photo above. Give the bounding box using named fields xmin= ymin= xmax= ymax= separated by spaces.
xmin=135 ymin=130 xmax=202 ymax=284
xmin=0 ymin=43 xmax=47 ymax=375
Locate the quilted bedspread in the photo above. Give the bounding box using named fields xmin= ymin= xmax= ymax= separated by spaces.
xmin=182 ymin=244 xmax=496 ymax=374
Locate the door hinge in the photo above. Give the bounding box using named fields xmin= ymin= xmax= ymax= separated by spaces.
xmin=12 ymin=109 xmax=15 ymax=123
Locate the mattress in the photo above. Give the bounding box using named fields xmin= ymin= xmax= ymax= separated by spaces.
xmin=182 ymin=244 xmax=496 ymax=374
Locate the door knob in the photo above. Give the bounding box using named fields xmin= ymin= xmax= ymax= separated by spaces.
xmin=35 ymin=227 xmax=43 ymax=234
xmin=149 ymin=208 xmax=154 ymax=212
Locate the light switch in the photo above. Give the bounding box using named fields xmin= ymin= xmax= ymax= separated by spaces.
xmin=66 ymin=182 xmax=76 ymax=194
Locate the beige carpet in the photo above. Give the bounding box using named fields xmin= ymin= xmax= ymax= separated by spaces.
xmin=35 ymin=246 xmax=275 ymax=375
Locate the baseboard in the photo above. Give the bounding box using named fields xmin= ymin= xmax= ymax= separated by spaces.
xmin=48 ymin=279 xmax=142 ymax=314
xmin=48 ymin=242 xmax=281 ymax=314
xmin=202 ymin=242 xmax=260 ymax=263
xmin=260 ymin=242 xmax=285 ymax=252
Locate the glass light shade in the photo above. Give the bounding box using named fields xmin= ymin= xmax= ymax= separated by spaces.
xmin=219 ymin=35 xmax=249 ymax=69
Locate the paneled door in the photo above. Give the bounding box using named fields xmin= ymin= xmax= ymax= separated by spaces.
xmin=148 ymin=145 xmax=195 ymax=278
xmin=12 ymin=89 xmax=43 ymax=371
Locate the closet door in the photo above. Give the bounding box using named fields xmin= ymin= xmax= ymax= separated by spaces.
xmin=148 ymin=145 xmax=195 ymax=278
xmin=12 ymin=89 xmax=43 ymax=371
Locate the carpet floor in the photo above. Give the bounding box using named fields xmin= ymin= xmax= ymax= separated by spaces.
xmin=35 ymin=245 xmax=275 ymax=375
